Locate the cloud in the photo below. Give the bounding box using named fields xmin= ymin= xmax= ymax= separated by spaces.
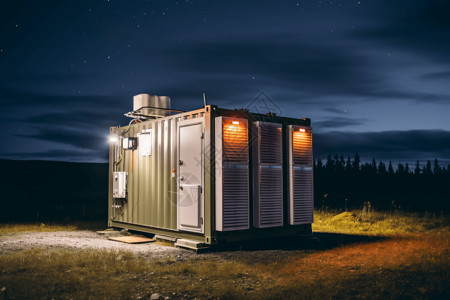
xmin=321 ymin=107 xmax=349 ymax=114
xmin=146 ymin=33 xmax=450 ymax=107
xmin=314 ymin=117 xmax=367 ymax=130
xmin=156 ymin=37 xmax=380 ymax=98
xmin=21 ymin=110 xmax=126 ymax=130
xmin=0 ymin=87 xmax=128 ymax=112
xmin=18 ymin=127 xmax=107 ymax=151
xmin=314 ymin=129 xmax=450 ymax=164
xmin=351 ymin=1 xmax=450 ymax=63
xmin=420 ymin=71 xmax=450 ymax=80
xmin=0 ymin=149 xmax=107 ymax=163
xmin=7 ymin=108 xmax=129 ymax=159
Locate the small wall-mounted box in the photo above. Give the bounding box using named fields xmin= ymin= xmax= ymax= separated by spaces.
xmin=123 ymin=137 xmax=137 ymax=150
xmin=113 ymin=171 xmax=128 ymax=198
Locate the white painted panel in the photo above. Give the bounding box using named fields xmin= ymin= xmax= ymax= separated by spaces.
xmin=179 ymin=185 xmax=200 ymax=227
xmin=177 ymin=119 xmax=204 ymax=233
xmin=138 ymin=131 xmax=152 ymax=156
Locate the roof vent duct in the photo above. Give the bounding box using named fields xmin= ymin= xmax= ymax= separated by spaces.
xmin=126 ymin=94 xmax=171 ymax=119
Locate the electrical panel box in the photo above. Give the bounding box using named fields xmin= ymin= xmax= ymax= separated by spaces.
xmin=113 ymin=171 xmax=128 ymax=198
xmin=138 ymin=130 xmax=152 ymax=156
xmin=123 ymin=137 xmax=137 ymax=150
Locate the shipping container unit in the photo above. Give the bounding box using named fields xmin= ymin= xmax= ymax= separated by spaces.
xmin=108 ymin=94 xmax=313 ymax=249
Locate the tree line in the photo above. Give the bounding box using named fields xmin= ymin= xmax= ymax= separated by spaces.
xmin=314 ymin=154 xmax=450 ymax=212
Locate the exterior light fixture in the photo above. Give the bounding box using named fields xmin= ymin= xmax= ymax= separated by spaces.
xmin=232 ymin=121 xmax=239 ymax=125
xmin=299 ymin=128 xmax=306 ymax=132
xmin=108 ymin=135 xmax=119 ymax=143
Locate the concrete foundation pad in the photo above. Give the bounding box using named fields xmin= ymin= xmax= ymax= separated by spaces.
xmin=175 ymin=238 xmax=209 ymax=252
xmin=154 ymin=234 xmax=177 ymax=243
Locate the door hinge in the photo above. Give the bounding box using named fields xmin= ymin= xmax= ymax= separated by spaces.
xmin=201 ymin=132 xmax=204 ymax=139
xmin=200 ymin=217 xmax=203 ymax=225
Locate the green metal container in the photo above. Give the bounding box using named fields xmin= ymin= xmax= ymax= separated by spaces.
xmin=108 ymin=104 xmax=313 ymax=246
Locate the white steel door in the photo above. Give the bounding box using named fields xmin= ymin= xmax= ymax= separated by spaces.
xmin=177 ymin=119 xmax=204 ymax=233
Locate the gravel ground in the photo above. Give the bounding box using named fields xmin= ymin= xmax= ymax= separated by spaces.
xmin=0 ymin=231 xmax=197 ymax=261
xmin=0 ymin=230 xmax=322 ymax=263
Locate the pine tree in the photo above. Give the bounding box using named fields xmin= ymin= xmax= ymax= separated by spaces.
xmin=426 ymin=160 xmax=432 ymax=176
xmin=388 ymin=161 xmax=394 ymax=175
xmin=353 ymin=153 xmax=360 ymax=172
xmin=414 ymin=160 xmax=421 ymax=176
xmin=339 ymin=154 xmax=345 ymax=170
xmin=317 ymin=159 xmax=323 ymax=171
xmin=378 ymin=161 xmax=387 ymax=175
xmin=326 ymin=154 xmax=334 ymax=172
xmin=371 ymin=158 xmax=377 ymax=175
xmin=434 ymin=159 xmax=441 ymax=175
xmin=345 ymin=156 xmax=352 ymax=172
xmin=334 ymin=153 xmax=343 ymax=172
xmin=397 ymin=163 xmax=405 ymax=175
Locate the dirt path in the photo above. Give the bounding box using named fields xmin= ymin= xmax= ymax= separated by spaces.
xmin=0 ymin=230 xmax=317 ymax=263
xmin=0 ymin=231 xmax=196 ymax=261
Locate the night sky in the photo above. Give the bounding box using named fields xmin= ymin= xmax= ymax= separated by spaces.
xmin=1 ymin=0 xmax=449 ymax=166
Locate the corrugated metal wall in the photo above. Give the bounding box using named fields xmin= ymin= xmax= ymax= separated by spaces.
xmin=111 ymin=117 xmax=179 ymax=230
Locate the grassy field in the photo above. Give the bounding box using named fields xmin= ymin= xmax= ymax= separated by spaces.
xmin=313 ymin=209 xmax=450 ymax=235
xmin=0 ymin=221 xmax=104 ymax=235
xmin=1 ymin=210 xmax=449 ymax=299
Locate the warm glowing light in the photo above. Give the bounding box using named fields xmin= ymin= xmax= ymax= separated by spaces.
xmin=108 ymin=136 xmax=118 ymax=143
xmin=223 ymin=119 xmax=248 ymax=161
xmin=292 ymin=126 xmax=312 ymax=165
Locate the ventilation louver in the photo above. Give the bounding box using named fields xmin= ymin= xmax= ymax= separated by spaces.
xmin=253 ymin=122 xmax=283 ymax=228
xmin=288 ymin=126 xmax=314 ymax=225
xmin=215 ymin=117 xmax=250 ymax=231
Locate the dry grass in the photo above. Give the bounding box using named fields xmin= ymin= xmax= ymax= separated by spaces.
xmin=0 ymin=248 xmax=262 ymax=299
xmin=267 ymin=233 xmax=450 ymax=299
xmin=0 ymin=223 xmax=77 ymax=234
xmin=1 ymin=211 xmax=449 ymax=299
xmin=0 ymin=221 xmax=105 ymax=235
xmin=313 ymin=209 xmax=450 ymax=236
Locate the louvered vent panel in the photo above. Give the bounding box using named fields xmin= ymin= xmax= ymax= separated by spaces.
xmin=222 ymin=120 xmax=248 ymax=162
xmin=259 ymin=166 xmax=283 ymax=227
xmin=292 ymin=130 xmax=313 ymax=165
xmin=292 ymin=167 xmax=314 ymax=224
xmin=259 ymin=123 xmax=282 ymax=164
xmin=289 ymin=126 xmax=314 ymax=226
xmin=222 ymin=164 xmax=249 ymax=230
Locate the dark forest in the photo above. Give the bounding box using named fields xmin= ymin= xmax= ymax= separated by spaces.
xmin=0 ymin=157 xmax=448 ymax=223
xmin=314 ymin=154 xmax=450 ymax=213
